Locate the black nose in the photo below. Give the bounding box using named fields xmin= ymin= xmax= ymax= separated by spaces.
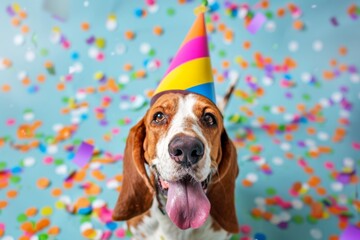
xmin=168 ymin=135 xmax=204 ymax=167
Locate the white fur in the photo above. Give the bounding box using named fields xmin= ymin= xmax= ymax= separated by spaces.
xmin=152 ymin=94 xmax=211 ymax=182
xmin=130 ymin=200 xmax=231 ymax=240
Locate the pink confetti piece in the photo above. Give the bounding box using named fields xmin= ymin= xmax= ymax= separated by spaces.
xmin=72 ymin=142 xmax=94 ymax=168
xmin=43 ymin=156 xmax=54 ymax=164
xmin=247 ymin=13 xmax=266 ymax=34
xmin=6 ymin=118 xmax=16 ymax=126
xmin=352 ymin=141 xmax=360 ymax=150
xmin=324 ymin=161 xmax=334 ymax=170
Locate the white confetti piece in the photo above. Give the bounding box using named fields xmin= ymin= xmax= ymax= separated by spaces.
xmin=312 ymin=40 xmax=323 ymax=52
xmin=23 ymin=157 xmax=36 ymax=167
xmin=272 ymin=157 xmax=284 ymax=166
xmin=310 ymin=228 xmax=322 ymax=239
xmin=288 ymin=41 xmax=299 ymax=52
xmin=246 ymin=173 xmax=258 ymax=183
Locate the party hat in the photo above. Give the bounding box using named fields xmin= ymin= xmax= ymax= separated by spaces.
xmin=151 ymin=13 xmax=215 ymax=105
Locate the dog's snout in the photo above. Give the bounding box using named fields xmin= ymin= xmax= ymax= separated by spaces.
xmin=168 ymin=135 xmax=204 ymax=166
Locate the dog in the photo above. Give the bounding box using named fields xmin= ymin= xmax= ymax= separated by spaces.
xmin=112 ymin=92 xmax=239 ymax=239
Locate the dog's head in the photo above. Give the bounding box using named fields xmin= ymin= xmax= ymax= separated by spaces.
xmin=113 ymin=92 xmax=239 ymax=233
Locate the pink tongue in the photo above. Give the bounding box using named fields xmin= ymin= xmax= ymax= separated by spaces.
xmin=166 ymin=179 xmax=210 ymax=229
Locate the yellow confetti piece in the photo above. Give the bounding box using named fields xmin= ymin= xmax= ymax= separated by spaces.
xmin=12 ymin=3 xmax=21 ymax=13
xmin=193 ymin=5 xmax=208 ymax=16
xmin=55 ymin=201 xmax=65 ymax=209
xmin=41 ymin=206 xmax=53 ymax=216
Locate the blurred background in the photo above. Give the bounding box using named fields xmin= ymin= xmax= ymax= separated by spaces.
xmin=0 ymin=0 xmax=360 ymax=239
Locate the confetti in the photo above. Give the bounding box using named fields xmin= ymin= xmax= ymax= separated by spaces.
xmin=72 ymin=141 xmax=94 ymax=168
xmin=0 ymin=1 xmax=359 ymax=239
xmin=247 ymin=13 xmax=266 ymax=34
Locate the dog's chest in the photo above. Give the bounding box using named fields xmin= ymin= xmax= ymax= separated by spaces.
xmin=129 ymin=201 xmax=231 ymax=240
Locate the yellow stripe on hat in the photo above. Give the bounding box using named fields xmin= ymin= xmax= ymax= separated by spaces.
xmin=154 ymin=57 xmax=213 ymax=95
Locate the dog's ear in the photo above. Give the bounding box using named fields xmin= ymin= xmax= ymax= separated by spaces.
xmin=113 ymin=118 xmax=154 ymax=221
xmin=207 ymin=129 xmax=239 ymax=233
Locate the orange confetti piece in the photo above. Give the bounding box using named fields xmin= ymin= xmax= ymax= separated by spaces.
xmin=81 ymin=22 xmax=90 ymax=31
xmin=6 ymin=189 xmax=18 ymax=198
xmin=153 ymin=26 xmax=163 ymax=35
xmin=56 ymin=83 xmax=65 ymax=91
xmin=0 ymin=200 xmax=8 ymax=209
xmin=293 ymin=20 xmax=304 ymax=30
xmin=1 ymin=84 xmax=11 ymax=92
xmin=84 ymin=183 xmax=102 ymax=195
xmin=48 ymin=226 xmax=61 ymax=235
xmin=316 ymin=186 xmax=327 ymax=196
xmin=339 ymin=46 xmax=347 ymax=56
xmin=20 ymin=221 xmax=35 ymax=234
xmin=91 ymin=169 xmax=106 ymax=181
xmin=35 ymin=218 xmax=50 ymax=232
xmin=11 ymin=17 xmax=21 ymax=26
xmin=242 ymin=179 xmax=253 ymax=187
xmin=25 ymin=207 xmax=38 ymax=217
xmin=73 ymin=170 xmax=87 ymax=182
xmin=74 ymin=197 xmax=91 ymax=210
xmin=308 ymin=176 xmax=321 ymax=187
xmin=277 ymin=8 xmax=286 ymax=17
xmin=328 ymin=235 xmax=339 ymax=240
xmin=124 ymin=30 xmax=136 ymax=40
xmin=51 ymin=188 xmax=62 ymax=197
xmin=37 ymin=177 xmax=51 ymax=189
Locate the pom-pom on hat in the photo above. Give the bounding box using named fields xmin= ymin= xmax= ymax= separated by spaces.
xmin=151 ymin=13 xmax=215 ymax=105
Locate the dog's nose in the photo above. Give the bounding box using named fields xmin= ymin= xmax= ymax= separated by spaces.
xmin=168 ymin=135 xmax=204 ymax=166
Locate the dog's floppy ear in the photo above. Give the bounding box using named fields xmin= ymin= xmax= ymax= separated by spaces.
xmin=113 ymin=118 xmax=154 ymax=221
xmin=207 ymin=129 xmax=239 ymax=233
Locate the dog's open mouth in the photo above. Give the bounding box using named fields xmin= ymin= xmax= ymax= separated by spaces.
xmin=156 ymin=174 xmax=211 ymax=230
xmin=157 ymin=174 xmax=210 ymax=196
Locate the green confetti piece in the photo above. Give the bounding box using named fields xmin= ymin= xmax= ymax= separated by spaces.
xmin=35 ymin=133 xmax=44 ymax=139
xmin=208 ymin=43 xmax=215 ymax=51
xmin=302 ymin=94 xmax=311 ymax=101
xmin=88 ymin=196 xmax=96 ymax=203
xmin=218 ymin=49 xmax=227 ymax=58
xmin=10 ymin=175 xmax=21 ymax=184
xmin=39 ymin=233 xmax=49 ymax=240
xmin=246 ymin=11 xmax=254 ymax=19
xmin=262 ymin=105 xmax=270 ymax=112
xmin=167 ymin=8 xmax=175 ymax=16
xmin=45 ymin=136 xmax=55 ymax=144
xmin=118 ymin=119 xmax=126 ymax=125
xmin=278 ymin=124 xmax=286 ymax=131
xmin=80 ymin=216 xmax=92 ymax=223
xmin=306 ymin=215 xmax=318 ymax=224
xmin=292 ymin=215 xmax=304 ymax=224
xmin=148 ymin=49 xmax=156 ymax=57
xmin=62 ymin=97 xmax=69 ymax=103
xmin=266 ymin=187 xmax=277 ymax=195
xmin=17 ymin=213 xmax=28 ymax=222
xmin=126 ymin=228 xmax=133 ymax=237
xmin=40 ymin=48 xmax=49 ymax=56
xmin=0 ymin=162 xmax=7 ymax=170
xmin=54 ymin=159 xmax=64 ymax=166
xmin=73 ymin=139 xmax=82 ymax=145
xmin=265 ymin=11 xmax=273 ymax=19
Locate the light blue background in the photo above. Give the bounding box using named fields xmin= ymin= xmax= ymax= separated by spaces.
xmin=0 ymin=0 xmax=360 ymax=239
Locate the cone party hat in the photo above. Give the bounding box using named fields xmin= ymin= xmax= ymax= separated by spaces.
xmin=151 ymin=13 xmax=215 ymax=105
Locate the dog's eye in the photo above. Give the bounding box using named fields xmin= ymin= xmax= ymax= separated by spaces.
xmin=153 ymin=112 xmax=166 ymax=124
xmin=202 ymin=113 xmax=216 ymax=126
